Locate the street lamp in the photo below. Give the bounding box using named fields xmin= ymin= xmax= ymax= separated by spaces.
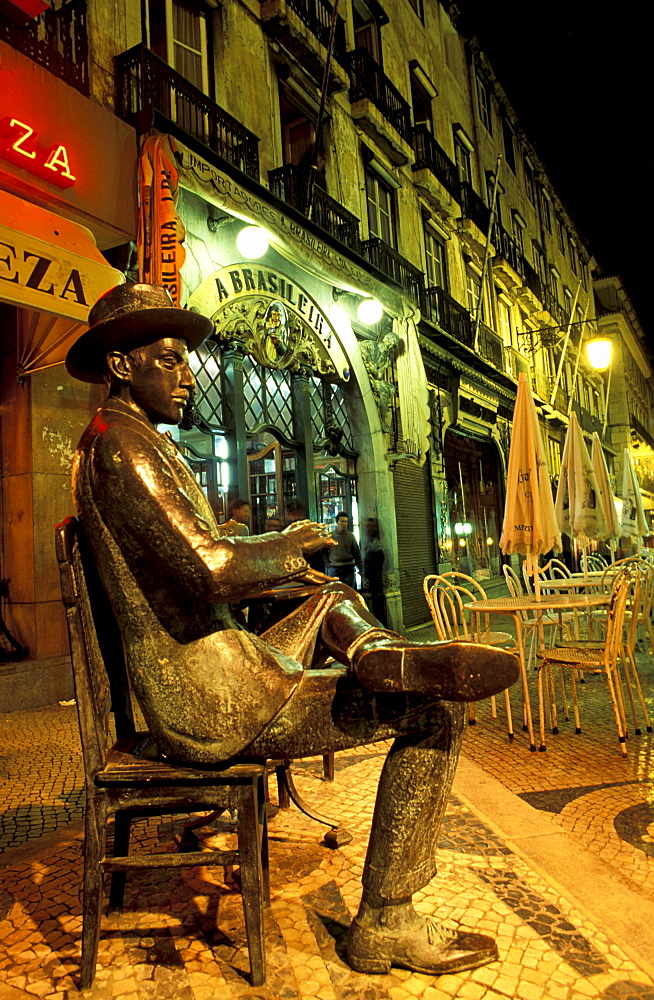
xmin=586 ymin=337 xmax=612 ymax=372
xmin=586 ymin=336 xmax=613 ymax=433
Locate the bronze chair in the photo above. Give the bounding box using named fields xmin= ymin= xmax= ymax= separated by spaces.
xmin=55 ymin=516 xmax=270 ymax=989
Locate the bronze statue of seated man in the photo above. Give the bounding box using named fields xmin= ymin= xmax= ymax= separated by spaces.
xmin=65 ymin=283 xmax=519 ymax=977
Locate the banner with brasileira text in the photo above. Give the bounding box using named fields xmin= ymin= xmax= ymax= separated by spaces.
xmin=137 ymin=135 xmax=186 ymax=306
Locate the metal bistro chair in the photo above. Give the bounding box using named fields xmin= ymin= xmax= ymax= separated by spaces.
xmin=423 ymin=573 xmax=516 ymax=739
xmin=537 ymin=568 xmax=633 ymax=755
xmin=56 ymin=517 xmax=270 ymax=989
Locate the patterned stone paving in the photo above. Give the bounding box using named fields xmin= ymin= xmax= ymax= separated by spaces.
xmin=1 ymin=633 xmax=654 ymax=999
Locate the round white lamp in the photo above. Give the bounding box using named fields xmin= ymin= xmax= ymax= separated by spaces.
xmin=357 ymin=297 xmax=383 ymax=325
xmin=586 ymin=337 xmax=612 ymax=371
xmin=236 ymin=225 xmax=269 ymax=259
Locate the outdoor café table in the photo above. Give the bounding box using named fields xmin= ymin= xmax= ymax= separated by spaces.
xmin=464 ymin=592 xmax=612 ymax=752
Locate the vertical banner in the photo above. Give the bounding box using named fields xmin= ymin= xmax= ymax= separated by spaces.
xmin=137 ymin=135 xmax=186 ymax=305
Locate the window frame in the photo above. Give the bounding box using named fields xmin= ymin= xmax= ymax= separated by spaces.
xmin=476 ymin=73 xmax=493 ymax=134
xmin=365 ymin=165 xmax=397 ymax=248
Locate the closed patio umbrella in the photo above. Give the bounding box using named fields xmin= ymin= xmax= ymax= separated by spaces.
xmin=591 ymin=433 xmax=621 ymax=556
xmin=555 ymin=412 xmax=607 ymax=573
xmin=500 ymin=373 xmax=561 ymax=595
xmin=621 ymin=448 xmax=649 ymax=542
xmin=500 ymin=373 xmax=561 ymax=749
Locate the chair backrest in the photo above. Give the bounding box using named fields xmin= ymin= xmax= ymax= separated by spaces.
xmin=603 ymin=569 xmax=633 ymax=668
xmin=55 ymin=517 xmax=135 ymax=781
xmin=542 ymin=558 xmax=572 ymax=579
xmin=503 ymin=564 xmax=523 ymax=597
xmin=423 ymin=574 xmax=478 ymax=641
xmin=582 ymin=553 xmax=608 ymax=572
xmin=521 ymin=561 xmax=534 ymax=595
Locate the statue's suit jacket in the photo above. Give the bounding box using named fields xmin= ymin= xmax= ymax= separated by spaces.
xmin=72 ymin=397 xmax=311 ymax=763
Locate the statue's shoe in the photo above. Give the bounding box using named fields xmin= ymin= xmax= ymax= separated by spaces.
xmin=354 ymin=638 xmax=520 ymax=702
xmin=347 ymin=915 xmax=498 ymax=975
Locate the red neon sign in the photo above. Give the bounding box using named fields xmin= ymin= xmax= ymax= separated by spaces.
xmin=0 ymin=116 xmax=76 ymax=188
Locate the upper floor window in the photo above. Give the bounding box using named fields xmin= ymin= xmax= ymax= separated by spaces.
xmin=557 ymin=216 xmax=566 ymax=255
xmin=353 ymin=0 xmax=385 ymax=64
xmin=278 ymin=87 xmax=324 ymax=182
xmin=568 ymin=238 xmax=578 ymax=274
xmin=524 ymin=157 xmax=536 ymax=204
xmin=501 ymin=115 xmax=515 ymax=172
xmin=540 ymin=189 xmax=552 ymax=232
xmin=424 ymin=225 xmax=447 ymax=290
xmin=532 ymin=241 xmax=545 ymax=285
xmin=476 ymin=73 xmax=493 ymax=134
xmin=410 ymin=63 xmax=435 ymax=131
xmin=580 ymin=259 xmax=588 ymax=290
xmin=148 ymin=0 xmax=209 ymax=92
xmin=511 ymin=210 xmax=525 ymax=255
xmin=365 ymin=167 xmax=396 ymax=247
xmin=550 ymin=266 xmax=561 ymax=305
xmin=497 ymin=292 xmax=514 ymax=346
xmin=563 ymin=286 xmax=573 ymax=319
xmin=453 ymin=131 xmax=472 ymax=185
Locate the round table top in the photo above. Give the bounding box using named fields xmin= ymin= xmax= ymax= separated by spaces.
xmin=465 ymin=592 xmax=611 ymax=613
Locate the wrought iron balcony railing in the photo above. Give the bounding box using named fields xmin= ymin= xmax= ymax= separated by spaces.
xmin=348 ymin=47 xmax=412 ymax=144
xmin=423 ymin=286 xmax=474 ymax=349
xmin=491 ymin=223 xmax=524 ymax=277
xmin=359 ymin=238 xmax=424 ymax=304
xmin=477 ymin=322 xmax=505 ymax=370
xmin=263 ymin=0 xmax=347 ymax=64
xmin=411 ymin=125 xmax=460 ymax=200
xmin=0 ymin=0 xmax=88 ymax=95
xmin=521 ymin=257 xmax=543 ymax=302
xmin=268 ymin=164 xmax=361 ymax=253
xmin=458 ymin=182 xmax=491 ymax=234
xmin=115 ymin=44 xmax=260 ymax=181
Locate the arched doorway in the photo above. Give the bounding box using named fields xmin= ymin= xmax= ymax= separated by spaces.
xmin=442 ymin=429 xmax=504 ymax=581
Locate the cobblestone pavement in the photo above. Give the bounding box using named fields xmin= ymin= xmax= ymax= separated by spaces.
xmin=1 ymin=636 xmax=654 ymax=1000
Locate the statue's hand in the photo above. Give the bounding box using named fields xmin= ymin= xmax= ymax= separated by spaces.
xmin=283 ymin=519 xmax=336 ymax=555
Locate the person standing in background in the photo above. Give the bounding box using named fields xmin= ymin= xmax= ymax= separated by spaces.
xmin=224 ymin=497 xmax=251 ymax=536
xmin=327 ymin=512 xmax=362 ymax=589
xmin=362 ymin=517 xmax=387 ymax=626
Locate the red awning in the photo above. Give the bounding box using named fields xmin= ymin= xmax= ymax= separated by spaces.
xmin=0 ymin=189 xmax=123 ymax=376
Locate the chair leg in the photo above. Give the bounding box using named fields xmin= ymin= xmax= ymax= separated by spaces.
xmin=236 ymin=778 xmax=267 ymax=987
xmin=569 ymin=668 xmax=583 ymax=734
xmin=624 ymin=648 xmax=652 ymax=733
xmin=604 ymin=667 xmax=628 ymax=757
xmin=108 ymin=810 xmax=132 ymax=913
xmin=80 ymin=794 xmax=107 ymax=990
xmin=503 ymin=688 xmax=514 ymax=741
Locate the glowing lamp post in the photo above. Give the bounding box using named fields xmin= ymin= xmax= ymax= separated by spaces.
xmin=586 ymin=337 xmax=613 ymax=434
xmin=586 ymin=338 xmax=612 ymax=372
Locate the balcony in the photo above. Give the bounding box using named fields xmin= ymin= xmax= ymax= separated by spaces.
xmin=259 ymin=0 xmax=349 ymax=86
xmin=423 ymin=286 xmax=474 ymax=349
xmin=115 ymin=45 xmax=259 ymax=181
xmin=268 ymin=164 xmax=361 ymax=253
xmin=359 ymin=238 xmax=424 ymax=304
xmin=348 ymin=47 xmax=413 ymax=164
xmin=520 ymin=257 xmax=543 ymax=306
xmin=491 ymin=223 xmax=524 ymax=285
xmin=0 ymin=0 xmax=88 ymax=95
xmin=458 ymin=182 xmax=491 ymax=234
xmin=411 ymin=125 xmax=459 ymax=203
xmin=477 ymin=322 xmax=505 ymax=370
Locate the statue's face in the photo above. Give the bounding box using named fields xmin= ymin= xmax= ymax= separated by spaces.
xmin=126 ymin=337 xmax=195 ymax=425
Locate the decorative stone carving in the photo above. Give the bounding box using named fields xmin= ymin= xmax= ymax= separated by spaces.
xmin=213 ymin=297 xmax=338 ymax=376
xmin=361 ymin=331 xmax=400 ymax=433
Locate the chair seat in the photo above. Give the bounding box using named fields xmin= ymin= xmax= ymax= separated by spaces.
xmin=475 ymin=630 xmax=515 ymax=647
xmin=98 ymin=736 xmax=265 ymax=787
xmin=538 ymin=647 xmax=605 ymax=669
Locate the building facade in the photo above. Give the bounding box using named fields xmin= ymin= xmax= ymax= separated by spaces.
xmin=1 ymin=0 xmax=648 ymax=708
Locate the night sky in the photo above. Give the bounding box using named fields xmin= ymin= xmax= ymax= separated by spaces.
xmin=455 ymin=1 xmax=652 ymax=351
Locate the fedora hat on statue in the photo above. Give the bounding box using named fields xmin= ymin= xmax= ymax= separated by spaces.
xmin=65 ymin=283 xmax=214 ymax=384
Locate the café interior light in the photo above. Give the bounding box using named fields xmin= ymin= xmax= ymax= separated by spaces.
xmin=357 ymin=297 xmax=383 ymax=325
xmin=236 ymin=225 xmax=269 ymax=259
xmin=586 ymin=337 xmax=612 ymax=371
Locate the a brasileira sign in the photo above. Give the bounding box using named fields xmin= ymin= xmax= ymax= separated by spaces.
xmin=187 ymin=264 xmax=350 ymax=380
